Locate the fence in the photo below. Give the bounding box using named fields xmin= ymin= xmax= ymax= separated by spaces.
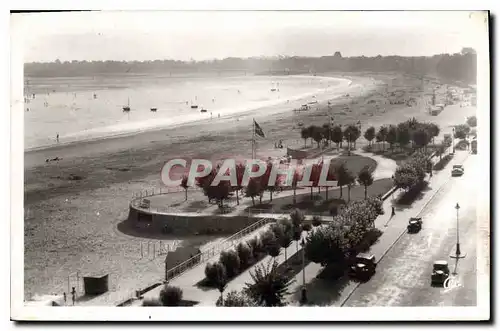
xmin=116 ymin=214 xmax=283 ymax=306
xmin=139 ymin=240 xmax=180 ymax=260
xmin=132 ymin=186 xmax=202 ymax=200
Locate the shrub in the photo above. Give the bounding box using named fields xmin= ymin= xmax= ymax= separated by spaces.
xmin=266 ymin=242 xmax=282 ymax=258
xmin=301 ymin=223 xmax=312 ymax=232
xmin=159 ymin=285 xmax=183 ymax=306
xmin=289 ymin=209 xmax=305 ymax=228
xmin=142 ymin=298 xmax=162 ymax=306
xmin=247 ymin=236 xmax=264 ymax=257
xmin=260 ymin=229 xmax=277 ymax=248
xmin=205 ymin=261 xmax=226 ymax=285
xmin=219 ymin=250 xmax=241 ymax=278
xmin=216 ymin=290 xmax=257 ymax=307
xmin=236 ymin=242 xmax=253 ymax=268
xmin=312 ymin=215 xmax=322 ymax=227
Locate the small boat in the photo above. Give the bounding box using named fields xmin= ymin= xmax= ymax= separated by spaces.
xmin=150 ymin=108 xmax=157 ymax=112
xmin=191 ymin=105 xmax=198 ymax=109
xmin=122 ymin=98 xmax=131 ymax=112
xmin=200 ymin=108 xmax=207 ymax=113
xmin=270 ymin=88 xmax=277 ymax=92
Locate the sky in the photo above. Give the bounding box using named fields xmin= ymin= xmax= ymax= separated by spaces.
xmin=12 ymin=11 xmax=488 ymax=63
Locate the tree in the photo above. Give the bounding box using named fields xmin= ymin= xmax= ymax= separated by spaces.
xmin=301 ymin=127 xmax=310 ymax=148
xmin=159 ymin=285 xmax=183 ymax=306
xmin=425 ymin=123 xmax=440 ymax=144
xmin=331 ymin=125 xmax=343 ymax=150
xmin=454 ymin=124 xmax=471 ymax=140
xmin=357 ymin=166 xmax=374 ymax=199
xmin=343 ymin=124 xmax=361 ymax=149
xmin=324 ymin=162 xmax=336 ymax=200
xmin=233 ymin=163 xmax=246 ymax=205
xmin=412 ymin=128 xmax=430 ymax=150
xmin=307 ymin=125 xmax=316 ymax=146
xmin=219 ymin=250 xmax=241 ymax=278
xmin=180 ymin=175 xmax=189 ymax=201
xmin=466 ymin=116 xmax=477 ymax=128
xmin=364 ymin=126 xmax=376 ymax=146
xmin=345 ymin=171 xmax=356 ymax=203
xmin=245 ymin=260 xmax=294 ymax=307
xmin=396 ymin=123 xmax=411 ymax=150
xmin=386 ymin=125 xmax=398 ymax=151
xmin=290 ymin=209 xmax=305 ymax=230
xmin=216 ymin=290 xmax=257 ymax=307
xmin=335 ymin=163 xmax=349 ymax=198
xmin=261 ymin=162 xmax=279 ymax=202
xmin=312 ymin=215 xmax=322 ymax=227
xmin=272 ymin=220 xmax=293 ymax=263
xmin=312 ymin=126 xmax=324 ymax=148
xmin=261 ymin=230 xmax=281 ymax=259
xmin=245 ymin=177 xmax=263 ymax=206
xmin=291 ymin=168 xmax=302 ymax=205
xmin=236 ymin=242 xmax=253 ymax=268
xmin=376 ymin=126 xmax=388 ymax=151
xmin=305 ymin=225 xmax=348 ymax=267
xmin=205 ymin=262 xmax=228 ymax=303
xmin=197 ymin=166 xmax=232 ymax=209
xmin=322 ymin=123 xmax=332 ymax=146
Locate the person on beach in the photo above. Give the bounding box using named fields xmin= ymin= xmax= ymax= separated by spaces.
xmin=218 ymin=113 xmax=220 ymax=118
xmin=56 ymin=133 xmax=59 ymax=143
xmin=391 ymin=206 xmax=396 ymax=218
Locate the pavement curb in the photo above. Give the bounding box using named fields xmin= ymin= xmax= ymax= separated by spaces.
xmin=339 ymin=152 xmax=461 ymax=307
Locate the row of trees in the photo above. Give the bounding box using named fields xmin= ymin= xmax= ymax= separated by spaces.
xmin=206 ymin=210 xmax=310 ymax=306
xmin=26 ymin=49 xmax=476 ymax=84
xmin=300 ymin=123 xmax=361 ymax=150
xmin=185 ymin=157 xmax=375 ymax=210
xmin=363 ymin=118 xmax=440 ymax=152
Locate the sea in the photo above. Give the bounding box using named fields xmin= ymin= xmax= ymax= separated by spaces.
xmin=23 ymin=74 xmax=351 ymax=150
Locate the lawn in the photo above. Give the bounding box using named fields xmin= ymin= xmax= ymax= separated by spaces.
xmin=246 ymin=178 xmax=394 ymax=216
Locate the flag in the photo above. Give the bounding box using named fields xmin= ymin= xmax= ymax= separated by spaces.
xmin=254 ymin=120 xmax=265 ymax=138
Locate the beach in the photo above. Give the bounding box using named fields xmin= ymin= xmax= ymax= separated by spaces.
xmin=24 ymin=72 xmax=453 ymax=300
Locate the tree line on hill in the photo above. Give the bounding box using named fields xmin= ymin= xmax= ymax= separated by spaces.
xmin=25 ymin=48 xmax=476 ymax=84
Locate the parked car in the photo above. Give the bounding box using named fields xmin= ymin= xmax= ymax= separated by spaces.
xmin=451 ymin=165 xmax=464 ymax=177
xmin=407 ymin=217 xmax=423 ymax=233
xmin=348 ymin=253 xmax=377 ymax=281
xmin=431 ymin=260 xmax=450 ymax=286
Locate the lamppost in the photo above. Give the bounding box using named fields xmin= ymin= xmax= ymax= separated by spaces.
xmin=452 ymin=128 xmax=456 ymax=154
xmin=450 ymin=202 xmax=466 ymax=260
xmin=300 ymin=238 xmax=307 ymax=305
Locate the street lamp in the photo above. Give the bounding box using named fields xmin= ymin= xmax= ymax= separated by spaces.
xmin=450 ymin=202 xmax=466 ymax=260
xmin=300 ymin=237 xmax=307 ymax=305
xmin=452 ymin=128 xmax=456 ymax=154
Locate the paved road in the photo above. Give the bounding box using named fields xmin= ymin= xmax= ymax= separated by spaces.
xmin=343 ymin=152 xmax=478 ymax=307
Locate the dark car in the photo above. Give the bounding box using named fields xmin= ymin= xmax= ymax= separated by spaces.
xmin=407 ymin=217 xmax=423 ymax=233
xmin=348 ymin=253 xmax=377 ymax=281
xmin=431 ymin=260 xmax=450 ymax=286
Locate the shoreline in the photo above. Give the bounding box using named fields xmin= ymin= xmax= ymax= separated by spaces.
xmin=24 ymin=74 xmax=352 ymax=153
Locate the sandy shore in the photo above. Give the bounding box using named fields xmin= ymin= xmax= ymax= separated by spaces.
xmin=24 ymin=72 xmax=468 ymax=300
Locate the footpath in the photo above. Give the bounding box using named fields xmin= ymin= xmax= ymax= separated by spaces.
xmin=285 ymin=151 xmax=469 ymax=306
xmin=133 ymin=150 xmax=399 ymax=306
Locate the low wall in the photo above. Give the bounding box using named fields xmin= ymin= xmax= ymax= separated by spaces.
xmin=127 ymin=206 xmax=260 ymax=235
